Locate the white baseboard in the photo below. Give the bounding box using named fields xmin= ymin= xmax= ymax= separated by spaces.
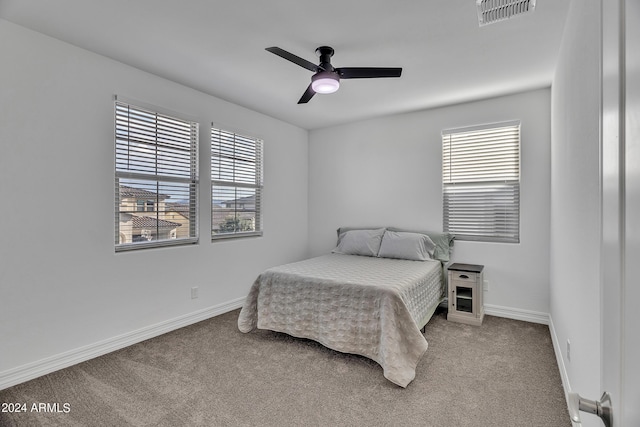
xmin=548 ymin=315 xmax=578 ymax=426
xmin=0 ymin=297 xmax=245 ymax=391
xmin=484 ymin=303 xmax=550 ymax=325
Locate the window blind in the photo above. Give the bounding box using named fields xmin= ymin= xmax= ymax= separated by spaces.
xmin=114 ymin=100 xmax=199 ymax=251
xmin=442 ymin=121 xmax=520 ymax=243
xmin=211 ymin=127 xmax=263 ymax=239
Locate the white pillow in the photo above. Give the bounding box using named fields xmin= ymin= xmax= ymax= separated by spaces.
xmin=377 ymin=231 xmax=436 ymax=261
xmin=332 ymin=228 xmax=386 ymax=257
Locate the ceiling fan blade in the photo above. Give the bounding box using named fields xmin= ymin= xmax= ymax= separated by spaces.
xmin=266 ymin=47 xmax=322 ymax=73
xmin=297 ymin=84 xmax=316 ymax=104
xmin=337 ymin=67 xmax=402 ymax=79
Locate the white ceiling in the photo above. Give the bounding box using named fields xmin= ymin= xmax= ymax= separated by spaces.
xmin=0 ymin=0 xmax=571 ymax=130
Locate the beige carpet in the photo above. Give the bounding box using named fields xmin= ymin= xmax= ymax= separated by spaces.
xmin=0 ymin=309 xmax=570 ymax=426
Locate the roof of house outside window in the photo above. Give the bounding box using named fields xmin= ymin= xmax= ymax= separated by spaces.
xmin=130 ymin=215 xmax=181 ymax=229
xmin=120 ymin=185 xmax=169 ymax=200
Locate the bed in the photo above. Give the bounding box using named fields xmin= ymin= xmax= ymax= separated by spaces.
xmin=237 ymin=227 xmax=454 ymax=387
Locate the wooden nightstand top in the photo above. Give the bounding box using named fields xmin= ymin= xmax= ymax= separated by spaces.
xmin=448 ymin=263 xmax=484 ymax=273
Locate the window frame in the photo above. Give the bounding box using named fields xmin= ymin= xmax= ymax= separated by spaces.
xmin=441 ymin=120 xmax=521 ymax=244
xmin=210 ymin=125 xmax=264 ymax=241
xmin=114 ymin=97 xmax=199 ymax=252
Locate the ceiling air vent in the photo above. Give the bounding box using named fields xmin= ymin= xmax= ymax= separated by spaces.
xmin=476 ymin=0 xmax=536 ymax=26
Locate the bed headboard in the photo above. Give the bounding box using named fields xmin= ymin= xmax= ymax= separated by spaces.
xmin=336 ymin=226 xmax=454 ymax=263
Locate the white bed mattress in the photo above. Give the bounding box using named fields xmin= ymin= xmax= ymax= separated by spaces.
xmin=237 ymin=253 xmax=444 ymax=387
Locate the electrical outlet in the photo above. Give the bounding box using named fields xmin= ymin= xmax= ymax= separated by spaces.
xmin=191 ymin=286 xmax=198 ymax=299
xmin=483 ymin=280 xmax=489 ymax=291
xmin=567 ymin=339 xmax=571 ymax=362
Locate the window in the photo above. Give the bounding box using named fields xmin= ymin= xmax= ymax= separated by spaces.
xmin=442 ymin=120 xmax=520 ymax=243
xmin=115 ymin=99 xmax=199 ymax=251
xmin=211 ymin=127 xmax=263 ymax=239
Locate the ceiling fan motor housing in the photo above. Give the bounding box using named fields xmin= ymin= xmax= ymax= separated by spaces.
xmin=316 ymin=46 xmax=335 ymax=65
xmin=312 ymin=46 xmax=340 ymax=93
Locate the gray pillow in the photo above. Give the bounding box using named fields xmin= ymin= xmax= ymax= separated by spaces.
xmin=378 ymin=231 xmax=436 ymax=261
xmin=338 ymin=226 xmax=454 ymax=262
xmin=332 ymin=228 xmax=386 ymax=257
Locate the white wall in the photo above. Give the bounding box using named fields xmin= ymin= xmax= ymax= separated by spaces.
xmin=308 ymin=89 xmax=551 ymax=317
xmin=0 ymin=20 xmax=309 ymax=380
xmin=549 ymin=0 xmax=602 ymax=420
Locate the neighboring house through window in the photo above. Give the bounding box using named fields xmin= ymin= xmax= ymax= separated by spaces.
xmin=115 ymin=98 xmax=199 ymax=251
xmin=211 ymin=126 xmax=263 ymax=239
xmin=442 ymin=120 xmax=521 ymax=243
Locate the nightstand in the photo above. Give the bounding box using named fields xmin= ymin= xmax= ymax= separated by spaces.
xmin=447 ymin=263 xmax=485 ymax=326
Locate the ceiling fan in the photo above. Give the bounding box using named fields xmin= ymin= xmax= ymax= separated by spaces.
xmin=265 ymin=46 xmax=403 ymax=104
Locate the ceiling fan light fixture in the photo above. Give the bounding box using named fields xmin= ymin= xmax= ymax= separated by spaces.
xmin=311 ymin=72 xmax=340 ymax=94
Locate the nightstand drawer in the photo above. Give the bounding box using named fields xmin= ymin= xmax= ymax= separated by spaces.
xmin=450 ymin=271 xmax=477 ymax=283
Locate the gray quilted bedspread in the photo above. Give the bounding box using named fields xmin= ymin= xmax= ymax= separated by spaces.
xmin=237 ymin=254 xmax=444 ymax=387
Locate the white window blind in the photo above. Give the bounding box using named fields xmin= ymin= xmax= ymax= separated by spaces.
xmin=115 ymin=100 xmax=199 ymax=251
xmin=211 ymin=127 xmax=263 ymax=239
xmin=442 ymin=121 xmax=520 ymax=243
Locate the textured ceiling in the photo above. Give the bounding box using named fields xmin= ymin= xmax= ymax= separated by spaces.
xmin=0 ymin=0 xmax=571 ymax=130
